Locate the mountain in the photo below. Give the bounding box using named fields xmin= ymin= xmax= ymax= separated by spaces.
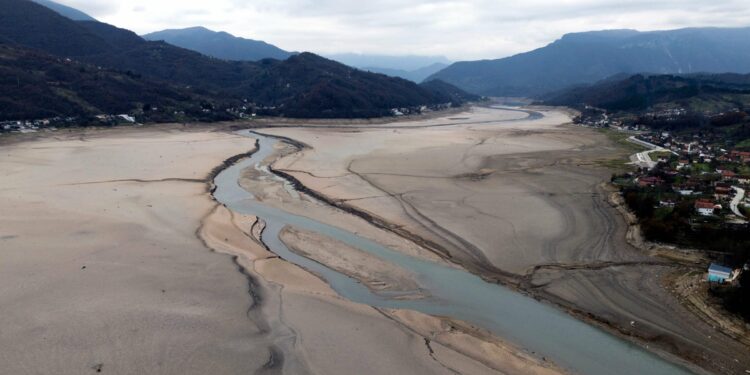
xmin=429 ymin=28 xmax=750 ymax=97
xmin=543 ymin=73 xmax=750 ymax=113
xmin=0 ymin=43 xmax=208 ymax=122
xmin=0 ymin=0 xmax=109 ymax=56
xmin=31 ymin=0 xmax=95 ymax=21
xmin=326 ymin=54 xmax=452 ymax=72
xmin=0 ymin=0 xmax=459 ymax=119
xmin=363 ymin=63 xmax=449 ymax=83
xmin=419 ymin=79 xmax=482 ymax=104
xmin=241 ymin=54 xmax=454 ymax=118
xmin=142 ymin=27 xmax=293 ymax=61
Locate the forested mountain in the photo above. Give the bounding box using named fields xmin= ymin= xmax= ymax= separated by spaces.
xmin=419 ymin=79 xmax=481 ymax=104
xmin=31 ymin=0 xmax=94 ymax=21
xmin=363 ymin=63 xmax=449 ymax=83
xmin=328 ymin=54 xmax=452 ymax=82
xmin=0 ymin=43 xmax=208 ymax=121
xmin=0 ymin=0 xmax=461 ymax=120
xmin=143 ymin=27 xmax=293 ymax=61
xmin=429 ymin=28 xmax=750 ymax=97
xmin=543 ymin=73 xmax=750 ymax=113
xmin=327 ymin=54 xmax=451 ymax=72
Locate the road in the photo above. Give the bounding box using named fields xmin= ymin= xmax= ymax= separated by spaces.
xmin=627 ymin=136 xmax=677 ymax=170
xmin=731 ymin=186 xmax=746 ymax=218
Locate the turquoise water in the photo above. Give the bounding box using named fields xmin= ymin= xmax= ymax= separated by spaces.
xmin=214 ymin=132 xmax=695 ymax=375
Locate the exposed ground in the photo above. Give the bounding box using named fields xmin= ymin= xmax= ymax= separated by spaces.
xmin=3 ymin=104 xmax=749 ymax=374
xmin=259 ymin=106 xmax=750 ymax=375
xmin=0 ymin=123 xmax=561 ymax=375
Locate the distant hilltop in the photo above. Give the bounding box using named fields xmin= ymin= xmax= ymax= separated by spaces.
xmin=0 ymin=0 xmax=472 ymax=123
xmin=30 ymin=0 xmax=96 ymax=21
xmin=142 ymin=27 xmax=294 ymax=62
xmin=428 ymin=27 xmax=750 ymax=97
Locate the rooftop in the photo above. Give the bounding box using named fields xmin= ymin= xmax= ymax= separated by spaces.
xmin=708 ymin=263 xmax=733 ymax=276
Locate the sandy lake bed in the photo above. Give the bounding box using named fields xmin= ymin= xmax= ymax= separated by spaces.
xmin=1 ymin=106 xmax=748 ymax=374
xmin=0 ymin=123 xmax=559 ymax=375
xmin=261 ymin=106 xmax=750 ymax=374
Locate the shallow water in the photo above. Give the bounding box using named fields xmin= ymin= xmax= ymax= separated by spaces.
xmin=213 ymin=131 xmax=695 ymax=375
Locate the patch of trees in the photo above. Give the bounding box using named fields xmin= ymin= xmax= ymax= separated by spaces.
xmin=636 ymin=114 xmax=708 ymax=130
xmin=621 ymin=187 xmax=750 ymax=262
xmin=713 ymin=270 xmax=750 ymax=321
xmin=0 ymin=1 xmax=466 ymax=122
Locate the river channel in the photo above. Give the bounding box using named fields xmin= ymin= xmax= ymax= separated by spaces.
xmin=212 ymin=130 xmax=696 ymax=375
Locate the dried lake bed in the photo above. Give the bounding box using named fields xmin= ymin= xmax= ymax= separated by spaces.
xmin=1 ymin=106 xmax=748 ymax=374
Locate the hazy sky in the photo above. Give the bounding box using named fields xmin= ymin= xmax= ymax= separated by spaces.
xmin=58 ymin=0 xmax=750 ymax=61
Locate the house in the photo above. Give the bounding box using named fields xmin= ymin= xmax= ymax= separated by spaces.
xmin=677 ymin=188 xmax=695 ymax=196
xmin=637 ymin=176 xmax=663 ymax=187
xmin=659 ymin=200 xmax=676 ymax=208
xmin=695 ymin=200 xmax=717 ymax=216
xmin=729 ymin=151 xmax=750 ymax=164
xmin=738 ymin=175 xmax=750 ymax=184
xmin=707 ymin=263 xmax=733 ymax=283
xmin=715 ymin=185 xmax=732 ymax=198
xmin=722 ymin=170 xmax=737 ymax=181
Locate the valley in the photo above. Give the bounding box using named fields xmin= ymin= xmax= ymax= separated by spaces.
xmin=3 ymin=1 xmax=750 ymax=373
xmin=3 ymin=106 xmax=748 ymax=374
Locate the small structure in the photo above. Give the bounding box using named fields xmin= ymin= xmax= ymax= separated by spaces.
xmin=715 ymin=185 xmax=732 ymax=198
xmin=722 ymin=170 xmax=737 ymax=181
xmin=637 ymin=176 xmax=663 ymax=187
xmin=695 ymin=200 xmax=717 ymax=216
xmin=118 ymin=114 xmax=136 ymax=123
xmin=707 ymin=263 xmax=733 ymax=283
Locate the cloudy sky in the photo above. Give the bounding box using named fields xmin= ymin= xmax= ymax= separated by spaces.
xmin=58 ymin=0 xmax=750 ymax=61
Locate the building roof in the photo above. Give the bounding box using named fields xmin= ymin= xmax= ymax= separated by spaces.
xmin=695 ymin=200 xmax=716 ymax=209
xmin=708 ymin=263 xmax=733 ymax=276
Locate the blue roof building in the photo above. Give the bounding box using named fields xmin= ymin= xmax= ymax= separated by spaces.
xmin=707 ymin=263 xmax=733 ymax=283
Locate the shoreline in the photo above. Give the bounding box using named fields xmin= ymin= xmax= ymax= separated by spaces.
xmin=204 ymin=131 xmax=567 ymax=374
xmin=0 ymin=103 xmax=476 ymax=145
xmin=3 ymin=107 xmax=747 ymax=374
xmin=246 ymin=107 xmax=749 ymax=374
xmin=0 ymin=127 xmax=294 ymax=374
xmin=605 ymin=175 xmax=750 ymax=353
xmin=253 ymin=130 xmax=712 ymax=374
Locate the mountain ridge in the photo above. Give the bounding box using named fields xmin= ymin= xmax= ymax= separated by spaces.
xmin=362 ymin=63 xmax=449 ymax=83
xmin=428 ymin=27 xmax=750 ymax=97
xmin=542 ymin=73 xmax=750 ymax=114
xmin=0 ymin=0 xmax=465 ymax=120
xmin=30 ymin=0 xmax=95 ymax=21
xmin=142 ymin=26 xmax=293 ymax=61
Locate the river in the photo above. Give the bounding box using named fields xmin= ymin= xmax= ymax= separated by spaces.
xmin=213 ymin=130 xmax=697 ymax=375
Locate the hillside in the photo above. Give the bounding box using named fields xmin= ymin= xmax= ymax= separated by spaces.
xmin=543 ymin=73 xmax=750 ymax=113
xmin=240 ymin=53 xmax=454 ymax=117
xmin=429 ymin=28 xmax=750 ymax=97
xmin=0 ymin=0 xmax=109 ymax=56
xmin=327 ymin=54 xmax=451 ymax=72
xmin=363 ymin=63 xmax=448 ymax=83
xmin=0 ymin=43 xmax=214 ymax=121
xmin=419 ymin=79 xmax=481 ymax=104
xmin=0 ymin=0 xmax=459 ymax=120
xmin=142 ymin=27 xmax=293 ymax=61
xmin=31 ymin=0 xmax=95 ymax=21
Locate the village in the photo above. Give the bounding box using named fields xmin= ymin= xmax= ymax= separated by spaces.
xmin=576 ymin=111 xmax=750 ymax=318
xmin=620 ymin=129 xmax=750 ymax=223
xmin=0 ymin=114 xmax=138 ymax=133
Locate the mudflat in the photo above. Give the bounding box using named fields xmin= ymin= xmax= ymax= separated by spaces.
xmin=0 ymin=128 xmax=273 ymax=374
xmin=0 ymin=124 xmax=560 ymax=375
xmin=263 ymin=106 xmax=750 ymax=374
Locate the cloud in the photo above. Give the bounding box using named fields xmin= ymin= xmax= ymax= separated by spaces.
xmin=54 ymin=0 xmax=750 ymax=60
